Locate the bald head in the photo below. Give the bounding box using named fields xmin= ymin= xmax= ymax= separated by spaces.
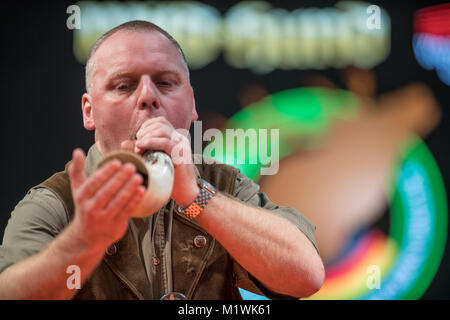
xmin=85 ymin=20 xmax=189 ymax=93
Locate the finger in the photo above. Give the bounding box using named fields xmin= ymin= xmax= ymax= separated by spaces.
xmin=136 ymin=122 xmax=172 ymax=140
xmin=139 ymin=116 xmax=171 ymax=129
xmin=136 ymin=117 xmax=173 ymax=137
xmin=121 ymin=140 xmax=136 ymax=152
xmin=103 ymin=172 xmax=143 ymax=217
xmin=136 ymin=119 xmax=159 ymax=136
xmin=134 ymin=145 xmax=144 ymax=155
xmin=115 ymin=185 xmax=146 ymax=222
xmin=90 ymin=163 xmax=137 ymax=212
xmin=76 ymin=159 xmax=122 ymax=203
xmin=136 ymin=128 xmax=172 ymax=148
xmin=68 ymin=148 xmax=86 ymax=192
xmin=135 ymin=137 xmax=173 ymax=155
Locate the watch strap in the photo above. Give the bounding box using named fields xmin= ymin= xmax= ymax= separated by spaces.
xmin=179 ymin=178 xmax=216 ymax=219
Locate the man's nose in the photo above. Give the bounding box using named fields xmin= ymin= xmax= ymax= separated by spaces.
xmin=137 ymin=76 xmax=160 ymax=110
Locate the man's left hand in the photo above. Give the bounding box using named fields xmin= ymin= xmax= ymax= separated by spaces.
xmin=121 ymin=116 xmax=200 ymax=208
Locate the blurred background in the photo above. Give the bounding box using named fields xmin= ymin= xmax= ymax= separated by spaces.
xmin=0 ymin=0 xmax=449 ymax=299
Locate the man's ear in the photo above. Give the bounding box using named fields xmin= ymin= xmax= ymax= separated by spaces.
xmin=82 ymin=93 xmax=95 ymax=131
xmin=191 ymin=96 xmax=198 ymax=122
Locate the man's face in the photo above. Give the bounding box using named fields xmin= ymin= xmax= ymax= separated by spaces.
xmin=82 ymin=30 xmax=197 ymax=154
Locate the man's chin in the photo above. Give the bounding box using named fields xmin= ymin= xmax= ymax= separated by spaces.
xmin=95 ymin=141 xmax=131 ymax=156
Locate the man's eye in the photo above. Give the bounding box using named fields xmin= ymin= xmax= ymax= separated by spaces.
xmin=115 ymin=81 xmax=138 ymax=92
xmin=117 ymin=84 xmax=129 ymax=90
xmin=157 ymin=81 xmax=172 ymax=87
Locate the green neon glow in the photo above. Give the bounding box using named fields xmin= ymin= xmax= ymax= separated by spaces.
xmin=219 ymin=88 xmax=360 ymax=181
xmin=389 ymin=138 xmax=448 ymax=299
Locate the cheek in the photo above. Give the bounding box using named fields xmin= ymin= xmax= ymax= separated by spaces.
xmin=166 ymin=95 xmax=195 ymax=130
xmin=166 ymin=107 xmax=192 ymax=130
xmin=93 ymin=99 xmax=136 ymax=138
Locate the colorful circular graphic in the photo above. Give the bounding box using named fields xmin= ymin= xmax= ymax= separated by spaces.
xmin=309 ymin=138 xmax=447 ymax=300
xmin=208 ymin=87 xmax=448 ymax=300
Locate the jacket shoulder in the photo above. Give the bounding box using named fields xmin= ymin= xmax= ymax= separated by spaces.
xmin=31 ymin=161 xmax=74 ymax=222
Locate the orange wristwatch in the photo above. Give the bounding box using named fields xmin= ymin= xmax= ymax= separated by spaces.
xmin=178 ymin=178 xmax=216 ymax=219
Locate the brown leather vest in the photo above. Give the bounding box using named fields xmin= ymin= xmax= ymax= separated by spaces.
xmin=34 ymin=158 xmax=245 ymax=300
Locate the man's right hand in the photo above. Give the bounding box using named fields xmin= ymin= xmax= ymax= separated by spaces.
xmin=67 ymin=148 xmax=146 ymax=252
xmin=0 ymin=149 xmax=146 ymax=299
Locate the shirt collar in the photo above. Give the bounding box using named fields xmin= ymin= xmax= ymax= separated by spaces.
xmin=84 ymin=143 xmax=103 ymax=177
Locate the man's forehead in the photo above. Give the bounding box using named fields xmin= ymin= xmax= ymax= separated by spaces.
xmin=93 ymin=30 xmax=184 ymax=73
xmin=97 ymin=30 xmax=176 ymax=58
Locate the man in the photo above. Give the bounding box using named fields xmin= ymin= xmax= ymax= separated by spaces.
xmin=0 ymin=21 xmax=324 ymax=299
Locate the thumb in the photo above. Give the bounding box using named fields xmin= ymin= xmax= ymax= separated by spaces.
xmin=121 ymin=139 xmax=136 ymax=153
xmin=68 ymin=148 xmax=86 ymax=192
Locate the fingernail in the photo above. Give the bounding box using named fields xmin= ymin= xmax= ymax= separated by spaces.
xmin=124 ymin=162 xmax=136 ymax=171
xmin=110 ymin=159 xmax=121 ymax=168
xmin=134 ymin=173 xmax=143 ymax=183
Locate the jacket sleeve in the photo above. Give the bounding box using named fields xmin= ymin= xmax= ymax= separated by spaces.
xmin=0 ymin=188 xmax=68 ymax=273
xmin=231 ymin=172 xmax=319 ymax=299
